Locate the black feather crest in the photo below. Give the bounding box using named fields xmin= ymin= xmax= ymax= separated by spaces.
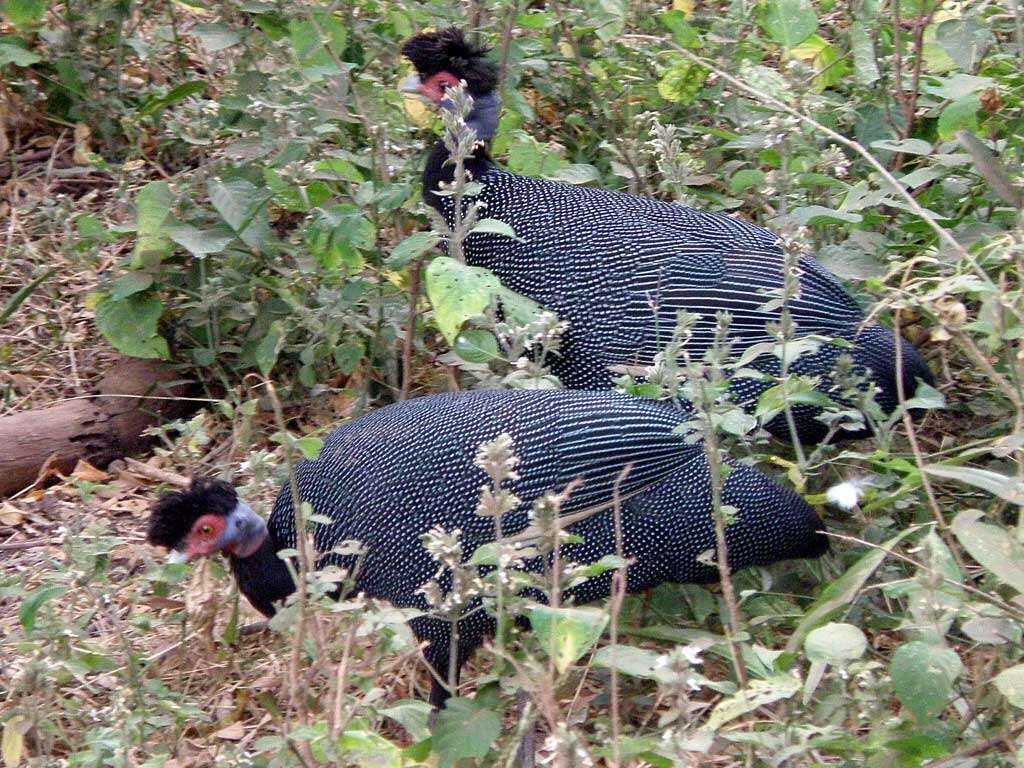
xmin=148 ymin=477 xmax=237 ymax=549
xmin=401 ymin=27 xmax=498 ymax=95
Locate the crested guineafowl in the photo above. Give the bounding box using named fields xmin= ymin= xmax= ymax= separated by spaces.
xmin=148 ymin=389 xmax=828 ymax=708
xmin=399 ymin=27 xmax=934 ymax=444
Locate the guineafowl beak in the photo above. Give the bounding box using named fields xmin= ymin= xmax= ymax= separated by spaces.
xmin=221 ymin=501 xmax=268 ymax=559
xmin=400 ymin=74 xmax=423 ymax=94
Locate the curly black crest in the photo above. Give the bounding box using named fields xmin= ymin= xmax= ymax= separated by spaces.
xmin=148 ymin=477 xmax=238 ymax=549
xmin=401 ymin=27 xmax=498 ymax=95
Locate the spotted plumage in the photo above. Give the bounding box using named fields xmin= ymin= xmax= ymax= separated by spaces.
xmin=401 ymin=28 xmax=934 ymax=444
xmin=149 ymin=389 xmax=827 ymax=706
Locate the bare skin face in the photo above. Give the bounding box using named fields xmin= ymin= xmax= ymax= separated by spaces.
xmin=415 ymin=71 xmax=460 ymax=104
xmin=171 ymin=503 xmax=268 ymax=562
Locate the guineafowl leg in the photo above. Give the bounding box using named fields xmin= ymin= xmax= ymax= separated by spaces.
xmin=514 ymin=688 xmax=535 ymax=768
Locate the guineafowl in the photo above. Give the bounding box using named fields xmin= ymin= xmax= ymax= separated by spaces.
xmin=149 ymin=389 xmax=827 ymax=708
xmin=399 ymin=27 xmax=934 ymax=444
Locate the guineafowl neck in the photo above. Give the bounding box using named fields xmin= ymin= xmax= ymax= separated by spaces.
xmin=422 ymin=140 xmax=492 ymax=214
xmin=229 ymin=533 xmax=296 ymax=617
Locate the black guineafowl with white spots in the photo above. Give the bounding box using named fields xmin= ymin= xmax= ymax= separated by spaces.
xmin=399 ymin=28 xmax=934 ymax=444
xmin=148 ymin=389 xmax=827 ymax=707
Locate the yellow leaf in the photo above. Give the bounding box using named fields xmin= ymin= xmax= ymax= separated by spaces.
xmin=2 ymin=715 xmax=26 ymax=767
xmin=673 ymin=0 xmax=695 ymax=17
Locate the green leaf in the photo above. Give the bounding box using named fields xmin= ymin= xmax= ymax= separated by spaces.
xmin=786 ymin=526 xmax=920 ymax=652
xmin=109 ymin=271 xmax=154 ymax=301
xmin=547 ymin=164 xmax=601 ymax=184
xmin=133 ymin=181 xmax=174 ymax=266
xmin=849 ymin=22 xmax=880 ymax=84
xmin=425 ymin=257 xmax=501 ymax=344
xmin=470 ymin=218 xmax=522 ymax=240
xmin=333 ymin=341 xmax=364 ymax=374
xmin=1 ymin=267 xmax=54 ymax=323
xmin=928 ymin=466 xmax=1024 ymax=504
xmin=657 ymin=60 xmax=709 ymax=104
xmin=295 ymin=436 xmax=324 ymax=461
xmin=957 ymin=131 xmax=1023 ymax=207
xmin=790 ymin=205 xmax=863 ymax=225
xmin=453 ymin=329 xmax=499 ymax=364
xmin=253 ymin=322 xmax=283 ymax=377
xmin=904 ymin=381 xmax=946 ymax=410
xmin=705 ymin=675 xmax=800 ymax=731
xmin=0 ymin=41 xmax=41 ymax=66
xmin=95 ymin=293 xmax=169 ymax=359
xmin=169 ymin=224 xmax=235 ymax=256
xmin=871 ymin=138 xmax=933 ymax=155
xmin=529 ymin=606 xmax=608 ymax=673
xmin=3 ymin=0 xmax=47 ymax=27
xmin=593 ymin=644 xmax=676 ymax=683
xmin=389 ymin=231 xmax=440 ymax=269
xmin=192 ymin=22 xmax=241 ymax=52
xmin=379 ymin=699 xmax=433 ymax=742
xmin=208 ymin=178 xmax=271 ymax=251
xmin=729 ymin=169 xmax=766 ymax=194
xmin=993 ymin=664 xmax=1024 ymax=708
xmin=891 ymin=641 xmax=962 ymax=721
xmin=20 ymin=585 xmax=68 ymax=632
xmin=289 ymin=13 xmax=347 ymax=80
xmin=804 ymin=622 xmax=867 ymax=664
xmin=937 ymin=93 xmax=980 ymax=140
xmin=138 ymin=80 xmax=208 ymax=117
xmin=936 ymin=16 xmax=995 ymax=72
xmin=758 ymin=0 xmax=818 ymax=49
xmin=431 ymin=696 xmax=501 ymax=768
xmin=950 ymin=510 xmax=1024 ymax=593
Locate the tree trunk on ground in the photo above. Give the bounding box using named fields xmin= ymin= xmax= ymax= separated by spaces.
xmin=0 ymin=358 xmax=196 ymax=496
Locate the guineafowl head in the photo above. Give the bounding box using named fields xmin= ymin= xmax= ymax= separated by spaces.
xmin=400 ymin=27 xmax=498 ymax=101
xmin=148 ymin=478 xmax=268 ymax=562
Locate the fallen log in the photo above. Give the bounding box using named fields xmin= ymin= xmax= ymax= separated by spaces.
xmin=1 ymin=358 xmax=197 ymax=496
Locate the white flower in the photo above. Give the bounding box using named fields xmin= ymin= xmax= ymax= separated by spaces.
xmin=826 ymin=480 xmax=864 ymax=510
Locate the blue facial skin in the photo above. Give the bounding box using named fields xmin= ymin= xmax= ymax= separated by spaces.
xmin=220 ymin=501 xmax=268 ymax=558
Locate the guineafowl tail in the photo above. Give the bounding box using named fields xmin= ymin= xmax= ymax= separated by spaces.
xmin=847 ymin=323 xmax=935 ymax=416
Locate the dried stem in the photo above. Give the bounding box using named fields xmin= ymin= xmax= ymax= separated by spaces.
xmin=399 ymin=256 xmax=425 ymax=400
xmin=608 ymin=464 xmax=633 ymax=768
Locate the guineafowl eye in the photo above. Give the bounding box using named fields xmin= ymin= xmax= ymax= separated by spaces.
xmin=400 ymin=26 xmax=934 ymax=445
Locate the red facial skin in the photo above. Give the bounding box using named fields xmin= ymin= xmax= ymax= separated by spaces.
xmin=185 ymin=513 xmax=228 ymax=559
xmin=418 ymin=71 xmax=460 ymax=104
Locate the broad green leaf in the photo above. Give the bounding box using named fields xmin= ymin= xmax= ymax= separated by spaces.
xmin=937 ymin=93 xmax=980 ymax=140
xmin=133 ymin=181 xmax=174 ymax=266
xmin=295 ymin=436 xmax=323 ymax=461
xmin=3 ymin=0 xmax=46 ymax=27
xmin=138 ymin=80 xmax=208 ymax=117
xmin=789 ymin=34 xmax=848 ymax=90
xmin=109 ymin=271 xmax=154 ymax=301
xmin=432 ymin=696 xmax=501 ymax=768
xmin=993 ymin=664 xmax=1024 ymax=708
xmin=936 ymin=16 xmax=995 ymax=72
xmin=548 ymin=164 xmax=601 ymax=184
xmin=951 ymin=510 xmax=1024 ymax=593
xmin=333 ymin=341 xmax=364 ymax=374
xmin=870 ymin=138 xmax=933 ymax=155
xmin=379 ymin=699 xmax=433 ymax=742
xmin=705 ymin=675 xmax=800 ymax=731
xmin=658 ymin=60 xmax=709 ymax=103
xmin=849 ymin=22 xmax=880 ymax=84
xmin=957 ymin=131 xmax=1023 ymax=207
xmin=208 ymin=178 xmax=271 ymax=251
xmin=891 ymin=641 xmax=962 ymax=721
xmin=927 ymin=466 xmax=1024 ymax=504
xmin=170 ymin=224 xmax=235 ymax=256
xmin=815 ymin=244 xmax=882 ymax=281
xmin=95 ymin=293 xmax=169 ymax=359
xmin=904 ymin=381 xmax=946 ymax=410
xmin=253 ymin=322 xmax=283 ymax=377
xmin=593 ymin=644 xmax=675 ymax=683
xmin=0 ymin=41 xmax=41 ymax=66
xmin=337 ymin=726 xmax=404 ymax=768
xmin=790 ymin=205 xmax=863 ymax=225
xmin=729 ymin=169 xmax=766 ymax=194
xmin=804 ymin=622 xmax=867 ymax=664
xmin=471 ymin=218 xmax=522 ymax=240
xmin=389 ymin=231 xmax=440 ymax=269
xmin=425 ymin=256 xmax=501 ymax=344
xmin=289 ymin=14 xmax=347 ymax=80
xmin=495 ymin=286 xmax=545 ymax=327
xmin=20 ymin=584 xmax=67 ymax=632
xmin=192 ymin=22 xmax=241 ymax=51
xmin=786 ymin=526 xmax=920 ymax=652
xmin=453 ymin=329 xmax=499 ymax=364
xmin=758 ymin=0 xmax=817 ymax=49
xmin=529 ymin=606 xmax=608 ymax=673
